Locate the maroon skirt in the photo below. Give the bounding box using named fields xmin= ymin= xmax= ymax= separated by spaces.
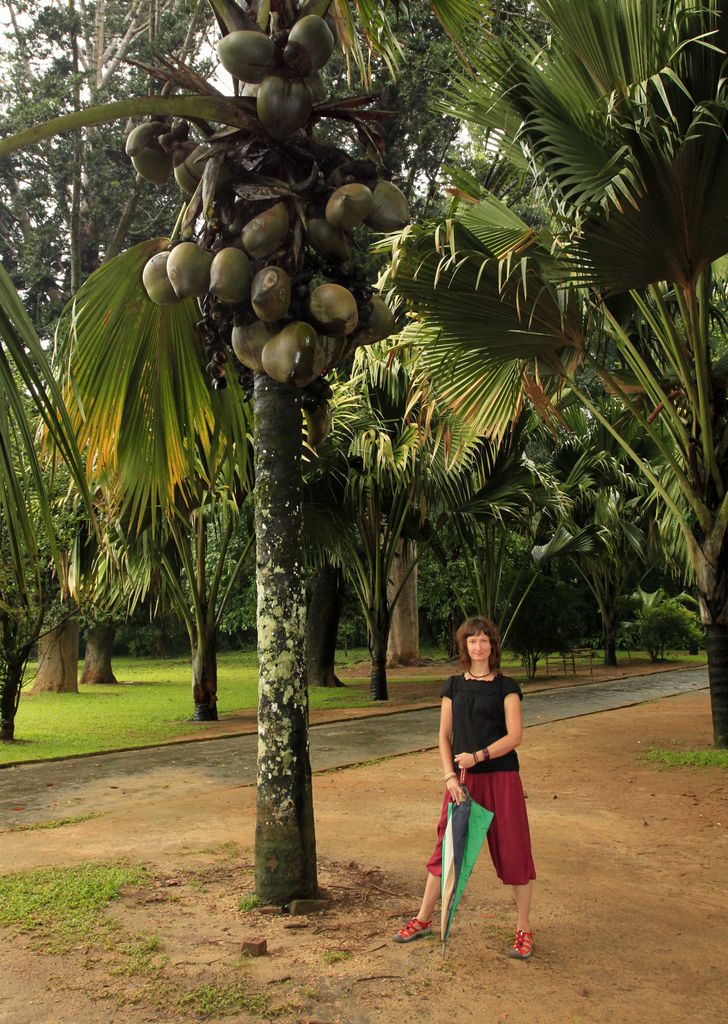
xmin=426 ymin=771 xmax=536 ymax=887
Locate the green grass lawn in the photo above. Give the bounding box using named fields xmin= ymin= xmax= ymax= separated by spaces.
xmin=1 ymin=646 xmax=706 ymax=765
xmin=3 ymin=647 xmax=440 ymax=765
xmin=641 ymin=747 xmax=728 ymax=769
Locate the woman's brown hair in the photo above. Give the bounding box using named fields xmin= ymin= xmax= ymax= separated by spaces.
xmin=456 ymin=616 xmax=502 ymax=675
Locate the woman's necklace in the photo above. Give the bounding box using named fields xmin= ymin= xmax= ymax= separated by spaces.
xmin=467 ymin=667 xmax=494 ymax=680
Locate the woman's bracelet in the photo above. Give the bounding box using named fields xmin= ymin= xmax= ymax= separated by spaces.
xmin=443 ymin=771 xmax=457 ymax=782
xmin=472 ymin=748 xmax=491 ymax=764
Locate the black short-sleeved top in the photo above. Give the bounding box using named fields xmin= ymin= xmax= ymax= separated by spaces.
xmin=441 ymin=674 xmax=523 ymax=773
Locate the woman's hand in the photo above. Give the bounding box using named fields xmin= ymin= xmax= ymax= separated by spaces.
xmin=446 ymin=776 xmax=466 ymax=805
xmin=454 ymin=751 xmax=478 ymax=772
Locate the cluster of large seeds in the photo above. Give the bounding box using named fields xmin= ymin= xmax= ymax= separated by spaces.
xmin=132 ymin=14 xmax=409 ymax=446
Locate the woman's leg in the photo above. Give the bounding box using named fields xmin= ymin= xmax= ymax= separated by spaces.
xmin=416 ymin=870 xmax=440 ymax=923
xmin=394 ymin=871 xmax=440 ymax=941
xmin=512 ymin=880 xmax=533 ymax=932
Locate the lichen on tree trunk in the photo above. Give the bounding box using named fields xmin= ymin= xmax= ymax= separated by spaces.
xmin=81 ymin=622 xmax=118 ymax=685
xmin=253 ymin=372 xmax=317 ymax=905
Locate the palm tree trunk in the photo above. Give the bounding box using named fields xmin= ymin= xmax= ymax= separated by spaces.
xmin=81 ymin=621 xmax=118 ymax=685
xmin=253 ymin=372 xmax=317 ymax=905
xmin=602 ymin=608 xmax=618 ymax=667
xmin=604 ymin=630 xmax=618 ymax=667
xmin=368 ymin=553 xmax=390 ymax=699
xmin=0 ymin=641 xmax=24 ymax=742
xmin=693 ymin=537 xmax=728 ymax=746
xmin=387 ymin=541 xmax=420 ymax=666
xmin=306 ymin=564 xmax=343 ymax=687
xmin=448 ymin=608 xmax=460 ymax=658
xmin=192 ymin=620 xmax=218 ymax=721
xmin=369 ymin=617 xmax=389 ymax=701
xmin=706 ymin=624 xmax=728 ymax=747
xmin=31 ymin=619 xmax=80 ymax=693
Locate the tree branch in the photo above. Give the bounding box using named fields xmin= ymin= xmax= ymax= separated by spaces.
xmin=3 ymin=0 xmax=34 ymax=82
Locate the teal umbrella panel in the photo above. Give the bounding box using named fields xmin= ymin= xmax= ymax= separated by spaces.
xmin=440 ymin=787 xmax=494 ymax=944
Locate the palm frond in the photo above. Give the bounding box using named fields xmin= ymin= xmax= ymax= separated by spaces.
xmin=56 ymin=238 xmax=250 ymax=530
xmin=0 ymin=95 xmax=260 ymax=159
xmin=0 ymin=262 xmax=91 ymax=594
xmin=531 ymin=523 xmax=600 ymax=566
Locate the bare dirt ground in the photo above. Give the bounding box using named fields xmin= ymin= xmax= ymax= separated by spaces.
xmin=2 ymin=685 xmax=727 ymax=1024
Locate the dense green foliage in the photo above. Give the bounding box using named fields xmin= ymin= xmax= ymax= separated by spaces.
xmin=0 ymin=0 xmax=213 ymax=328
xmin=639 ymin=599 xmax=703 ymax=662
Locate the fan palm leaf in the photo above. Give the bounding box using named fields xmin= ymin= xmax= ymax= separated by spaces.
xmin=383 ymin=0 xmax=728 ymax=743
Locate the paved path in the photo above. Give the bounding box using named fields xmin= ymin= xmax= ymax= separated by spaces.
xmin=0 ymin=668 xmax=708 ymax=829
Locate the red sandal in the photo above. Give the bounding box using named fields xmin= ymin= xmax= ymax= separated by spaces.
xmin=509 ymin=929 xmax=534 ymax=959
xmin=393 ymin=917 xmax=432 ymax=943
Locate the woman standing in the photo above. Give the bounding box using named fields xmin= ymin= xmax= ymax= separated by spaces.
xmin=393 ymin=615 xmax=536 ymax=958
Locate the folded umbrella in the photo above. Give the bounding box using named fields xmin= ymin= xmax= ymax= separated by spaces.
xmin=440 ymin=769 xmax=494 ymax=952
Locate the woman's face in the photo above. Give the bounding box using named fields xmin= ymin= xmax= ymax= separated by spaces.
xmin=466 ymin=631 xmax=491 ymax=663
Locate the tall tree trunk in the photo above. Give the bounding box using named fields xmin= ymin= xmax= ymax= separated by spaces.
xmin=69 ymin=3 xmax=83 ymax=294
xmin=448 ymin=608 xmax=460 ymax=658
xmin=306 ymin=564 xmax=343 ymax=687
xmin=253 ymin=373 xmax=317 ymax=905
xmin=31 ymin=619 xmax=80 ymax=694
xmin=369 ymin=599 xmax=390 ymax=701
xmin=370 ymin=639 xmax=389 ymax=700
xmin=104 ymin=182 xmax=142 ymax=262
xmin=0 ymin=643 xmax=25 ymax=742
xmin=387 ymin=541 xmax=419 ymax=666
xmin=706 ymin=623 xmax=728 ymax=747
xmin=694 ymin=537 xmax=728 ymax=746
xmin=192 ymin=620 xmax=218 ymax=721
xmin=81 ymin=621 xmax=118 ymax=685
xmin=603 ymin=609 xmax=618 ymax=667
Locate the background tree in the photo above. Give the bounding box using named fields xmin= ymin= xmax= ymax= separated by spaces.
xmin=57 ymin=237 xmax=253 ymax=719
xmin=0 ymin=0 xmax=213 ymax=325
xmin=0 ymin=264 xmax=88 ymax=739
xmin=387 ymin=0 xmax=728 ymax=744
xmin=0 ymin=0 xmax=496 ymax=900
xmin=544 ymin=400 xmax=658 ymax=666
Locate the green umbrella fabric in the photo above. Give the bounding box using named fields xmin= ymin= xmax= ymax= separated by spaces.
xmin=441 ymin=783 xmax=494 ymax=945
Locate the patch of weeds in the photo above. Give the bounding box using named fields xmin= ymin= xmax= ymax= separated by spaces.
xmin=238 ymin=893 xmax=259 ymax=912
xmin=483 ymin=921 xmax=512 ymax=943
xmin=300 ymin=984 xmax=318 ymax=1000
xmin=200 ymin=840 xmax=242 ymax=859
xmin=641 ymin=748 xmax=728 ymax=769
xmin=112 ymin=933 xmax=168 ymax=977
xmin=176 ymin=981 xmax=273 ymax=1018
xmin=321 ymin=949 xmax=351 ymax=964
xmin=0 ymin=861 xmax=148 ymax=953
xmin=128 ymin=978 xmax=176 ymax=1013
xmin=5 ymin=813 xmax=100 ymax=833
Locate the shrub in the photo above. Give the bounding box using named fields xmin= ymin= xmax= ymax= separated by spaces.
xmin=505 ymin=575 xmax=587 ymax=678
xmin=638 ymin=599 xmax=703 ymax=661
